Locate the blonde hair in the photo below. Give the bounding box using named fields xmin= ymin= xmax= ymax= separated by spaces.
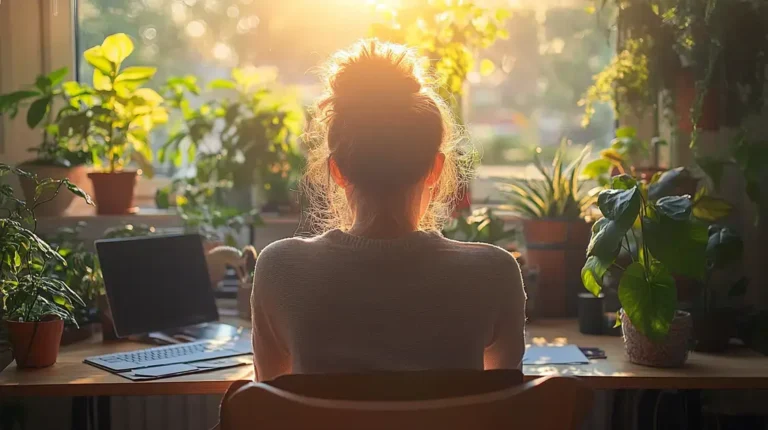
xmin=302 ymin=39 xmax=470 ymax=234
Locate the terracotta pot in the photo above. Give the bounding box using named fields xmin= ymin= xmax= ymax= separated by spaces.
xmin=6 ymin=319 xmax=64 ymax=368
xmin=524 ymin=219 xmax=590 ymax=318
xmin=692 ymin=310 xmax=736 ymax=353
xmin=676 ymin=68 xmax=719 ymax=132
xmin=622 ymin=310 xmax=692 ymax=368
xmin=17 ymin=163 xmax=89 ymax=216
xmin=88 ymin=171 xmax=138 ymax=215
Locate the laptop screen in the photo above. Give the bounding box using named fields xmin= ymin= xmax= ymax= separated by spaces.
xmin=96 ymin=234 xmax=220 ymax=337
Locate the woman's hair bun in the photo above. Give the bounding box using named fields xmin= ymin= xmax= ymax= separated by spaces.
xmin=326 ymin=40 xmax=424 ymax=113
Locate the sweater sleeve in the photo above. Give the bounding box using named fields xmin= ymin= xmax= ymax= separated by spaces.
xmin=250 ymin=249 xmax=291 ymax=381
xmin=483 ymin=253 xmax=527 ymax=370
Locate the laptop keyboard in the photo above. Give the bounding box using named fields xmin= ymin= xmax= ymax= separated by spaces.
xmin=85 ymin=340 xmax=249 ymax=372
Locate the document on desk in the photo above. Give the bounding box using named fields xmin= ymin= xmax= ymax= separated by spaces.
xmin=522 ymin=344 xmax=590 ymax=365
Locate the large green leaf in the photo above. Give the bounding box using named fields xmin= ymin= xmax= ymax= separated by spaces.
xmin=101 ymin=33 xmax=134 ymax=66
xmin=648 ymin=167 xmax=692 ymax=200
xmin=582 ymin=255 xmax=611 ymax=296
xmin=643 ymin=217 xmax=708 ymax=280
xmin=114 ymin=66 xmax=157 ymax=93
xmin=26 ymin=96 xmax=52 ymax=128
xmin=655 ymin=196 xmax=692 ymax=221
xmin=48 ymin=67 xmax=69 ymax=87
xmin=597 ymin=186 xmax=641 ymax=229
xmin=618 ymin=261 xmax=677 ymax=341
xmin=610 ymin=174 xmax=637 ymax=190
xmin=586 ymin=217 xmax=625 ymax=261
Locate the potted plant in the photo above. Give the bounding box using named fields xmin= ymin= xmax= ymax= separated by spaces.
xmin=159 ymin=70 xmax=302 ymax=213
xmin=688 ymin=225 xmax=748 ymax=353
xmin=582 ymin=174 xmax=708 ymax=367
xmin=155 ymin=178 xmax=263 ymax=249
xmin=68 ymin=33 xmax=168 ymax=214
xmin=0 ymin=68 xmax=92 ymax=216
xmin=0 ymin=164 xmax=92 ymax=367
xmin=501 ymin=142 xmax=599 ymax=317
xmin=581 ymin=127 xmax=673 ymax=184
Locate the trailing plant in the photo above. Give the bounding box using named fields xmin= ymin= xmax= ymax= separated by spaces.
xmin=582 ymin=174 xmax=708 ymax=340
xmin=61 ymin=33 xmax=168 ymax=175
xmin=0 ymin=164 xmax=92 ymax=324
xmin=0 ymin=68 xmax=91 ymax=167
xmin=159 ymin=69 xmax=303 ymax=207
xmin=501 ymin=142 xmax=599 ymax=220
xmin=370 ymin=0 xmax=510 ymax=120
xmin=442 ymin=207 xmax=518 ymax=245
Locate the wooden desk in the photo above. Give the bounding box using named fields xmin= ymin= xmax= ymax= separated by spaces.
xmin=1 ymin=319 xmax=766 ymax=397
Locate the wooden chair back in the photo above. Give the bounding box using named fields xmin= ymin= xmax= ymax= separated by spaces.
xmin=218 ymin=371 xmax=592 ymax=430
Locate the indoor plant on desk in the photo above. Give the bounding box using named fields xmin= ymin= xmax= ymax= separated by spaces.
xmin=68 ymin=33 xmax=168 ymax=214
xmin=501 ymin=142 xmax=599 ymax=317
xmin=0 ymin=68 xmax=92 ymax=216
xmin=0 ymin=164 xmax=92 ymax=367
xmin=581 ymin=175 xmax=708 ymax=367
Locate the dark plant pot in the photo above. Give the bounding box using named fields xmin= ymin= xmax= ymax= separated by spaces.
xmin=524 ymin=219 xmax=590 ymax=318
xmin=17 ymin=163 xmax=90 ymax=217
xmin=622 ymin=310 xmax=692 ymax=368
xmin=578 ymin=293 xmax=604 ymax=335
xmin=88 ymin=171 xmax=138 ymax=215
xmin=676 ymin=68 xmax=719 ymax=132
xmin=6 ymin=318 xmax=64 ymax=368
xmin=692 ymin=310 xmax=735 ymax=353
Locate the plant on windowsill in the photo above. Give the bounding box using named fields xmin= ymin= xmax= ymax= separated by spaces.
xmin=0 ymin=164 xmax=93 ymax=368
xmin=582 ymin=175 xmax=708 ymax=367
xmin=64 ymin=33 xmax=168 ymax=215
xmin=442 ymin=207 xmax=519 ymax=248
xmin=159 ymin=70 xmax=303 ymax=214
xmin=0 ymin=68 xmax=92 ymax=216
xmin=155 ymin=178 xmax=263 ymax=249
xmin=500 ymin=142 xmax=600 ymax=317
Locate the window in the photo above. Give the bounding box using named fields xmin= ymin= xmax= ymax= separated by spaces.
xmin=74 ymin=0 xmax=615 ymax=202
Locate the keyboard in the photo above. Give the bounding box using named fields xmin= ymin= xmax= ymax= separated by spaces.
xmin=84 ymin=340 xmax=250 ymax=372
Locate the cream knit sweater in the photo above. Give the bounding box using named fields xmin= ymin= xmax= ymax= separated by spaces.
xmin=250 ymin=229 xmax=526 ymax=381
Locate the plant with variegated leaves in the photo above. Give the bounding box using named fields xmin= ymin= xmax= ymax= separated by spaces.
xmin=582 ymin=175 xmax=709 ymax=341
xmin=500 ymin=142 xmax=599 ymax=220
xmin=59 ymin=33 xmax=168 ymax=176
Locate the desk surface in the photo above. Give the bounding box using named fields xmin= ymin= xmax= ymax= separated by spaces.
xmin=1 ymin=319 xmax=766 ymax=397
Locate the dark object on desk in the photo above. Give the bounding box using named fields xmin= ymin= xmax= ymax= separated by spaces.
xmin=578 ymin=293 xmax=604 ymax=335
xmin=579 ymin=347 xmax=607 ymax=360
xmin=220 ymin=372 xmax=593 ymax=430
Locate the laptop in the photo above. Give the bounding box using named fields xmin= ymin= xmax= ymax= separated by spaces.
xmin=85 ymin=234 xmax=251 ymax=380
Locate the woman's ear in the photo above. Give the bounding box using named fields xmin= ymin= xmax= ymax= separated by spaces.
xmin=426 ymin=152 xmax=446 ymax=187
xmin=329 ymin=157 xmax=348 ymax=188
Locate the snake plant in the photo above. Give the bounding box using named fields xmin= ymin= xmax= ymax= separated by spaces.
xmin=500 ymin=142 xmax=599 ymax=220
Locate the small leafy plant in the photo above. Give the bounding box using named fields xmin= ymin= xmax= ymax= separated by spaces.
xmin=582 ymin=175 xmax=708 ymax=340
xmin=0 ymin=164 xmax=93 ymax=324
xmin=582 ymin=127 xmax=666 ymax=185
xmin=156 ymin=178 xmax=263 ymax=246
xmin=443 ymin=207 xmax=518 ymax=245
xmin=62 ymin=33 xmax=168 ymax=175
xmin=501 ymin=142 xmax=599 ymax=220
xmin=159 ymin=69 xmax=303 ymax=204
xmin=0 ymin=68 xmax=90 ymax=167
